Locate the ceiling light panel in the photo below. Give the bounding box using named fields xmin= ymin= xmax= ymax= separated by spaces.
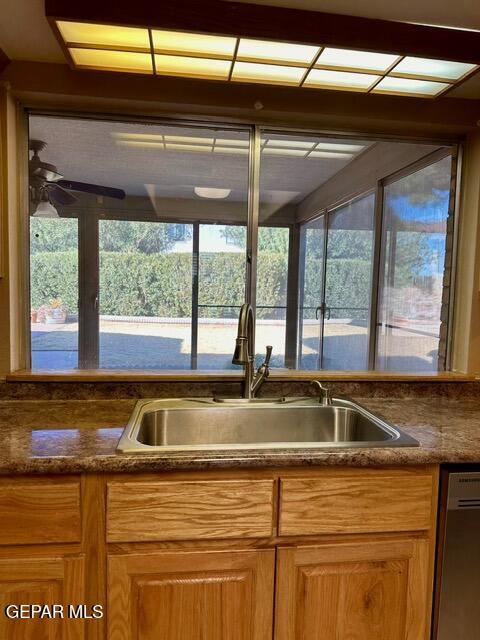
xmin=54 ymin=20 xmax=474 ymax=98
xmin=316 ymin=47 xmax=400 ymax=73
xmin=164 ymin=143 xmax=213 ymax=152
xmin=154 ymin=55 xmax=231 ymax=80
xmin=163 ymin=135 xmax=214 ymax=145
xmin=237 ymin=39 xmax=319 ymax=66
xmin=69 ymin=48 xmax=153 ymax=74
xmin=304 ymin=69 xmax=380 ymax=91
xmin=371 ymin=76 xmax=449 ymax=96
xmin=314 ymin=143 xmax=365 ymax=152
xmin=265 ymin=139 xmax=315 ymax=149
xmin=232 ymin=61 xmax=305 ymax=85
xmin=213 ymin=147 xmax=249 ymax=154
xmin=309 ymin=151 xmax=353 ymax=159
xmin=152 ymin=30 xmax=237 ymax=59
xmin=262 ymin=148 xmax=308 ymax=156
xmin=116 ymin=140 xmax=165 ymax=148
xmin=57 ymin=21 xmax=150 ymax=51
xmin=391 ymin=56 xmax=477 ymax=81
xmin=215 ymin=138 xmax=250 ymax=147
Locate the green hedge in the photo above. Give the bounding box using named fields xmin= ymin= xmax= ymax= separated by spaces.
xmin=30 ymin=250 xmax=371 ymax=319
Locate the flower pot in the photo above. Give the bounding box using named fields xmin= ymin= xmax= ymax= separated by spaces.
xmin=45 ymin=308 xmax=67 ymax=324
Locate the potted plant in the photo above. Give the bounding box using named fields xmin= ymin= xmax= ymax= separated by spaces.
xmin=44 ymin=298 xmax=68 ymax=324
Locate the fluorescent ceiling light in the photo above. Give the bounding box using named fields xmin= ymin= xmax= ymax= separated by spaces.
xmin=55 ymin=21 xmax=474 ymax=98
xmin=371 ymin=76 xmax=448 ymax=96
xmin=213 ymin=147 xmax=249 ymax=154
xmin=164 ymin=135 xmax=214 ymax=145
xmin=314 ymin=143 xmax=365 ymax=152
xmin=69 ymin=48 xmax=152 ymax=73
xmin=309 ymin=151 xmax=353 ymax=159
xmin=391 ymin=56 xmax=476 ymax=81
xmin=215 ymin=138 xmax=250 ymax=147
xmin=232 ymin=61 xmax=305 ymax=85
xmin=194 ymin=187 xmax=231 ymax=199
xmin=116 ymin=140 xmax=165 ymax=148
xmin=153 ymin=30 xmax=236 ymax=59
xmin=164 ymin=143 xmax=213 ymax=152
xmin=57 ymin=21 xmax=150 ymax=50
xmin=304 ymin=69 xmax=380 ymax=91
xmin=237 ymin=39 xmax=319 ymax=66
xmin=316 ymin=48 xmax=400 ymax=73
xmin=262 ymin=148 xmax=308 ymax=156
xmin=154 ymin=54 xmax=231 ymax=80
xmin=265 ymin=139 xmax=315 ymax=149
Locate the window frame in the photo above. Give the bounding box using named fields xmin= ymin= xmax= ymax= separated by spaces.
xmin=25 ymin=109 xmax=462 ymax=374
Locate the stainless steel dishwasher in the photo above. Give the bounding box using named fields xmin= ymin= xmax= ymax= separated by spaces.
xmin=434 ymin=467 xmax=480 ymax=640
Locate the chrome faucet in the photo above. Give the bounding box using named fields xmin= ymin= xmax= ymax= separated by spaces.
xmin=310 ymin=380 xmax=332 ymax=405
xmin=232 ymin=303 xmax=272 ymax=399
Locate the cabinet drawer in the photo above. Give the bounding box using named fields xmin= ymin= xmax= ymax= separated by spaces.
xmin=107 ymin=479 xmax=275 ymax=542
xmin=279 ymin=470 xmax=434 ymax=536
xmin=0 ymin=477 xmax=81 ymax=545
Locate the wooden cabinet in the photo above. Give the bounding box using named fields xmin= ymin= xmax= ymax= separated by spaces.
xmin=107 ymin=549 xmax=275 ymax=640
xmin=275 ymin=537 xmax=431 ymax=640
xmin=0 ymin=477 xmax=81 ymax=545
xmin=0 ymin=555 xmax=85 ymax=640
xmin=279 ymin=468 xmax=434 ymax=535
xmin=1 ymin=467 xmax=438 ymax=640
xmin=107 ymin=479 xmax=275 ymax=542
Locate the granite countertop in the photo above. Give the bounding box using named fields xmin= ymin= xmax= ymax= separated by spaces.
xmin=0 ymin=396 xmax=480 ymax=474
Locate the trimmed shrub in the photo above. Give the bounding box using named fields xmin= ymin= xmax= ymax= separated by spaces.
xmin=30 ymin=250 xmax=372 ymax=319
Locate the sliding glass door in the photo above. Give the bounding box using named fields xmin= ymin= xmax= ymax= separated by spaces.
xmin=298 ymin=193 xmax=375 ymax=370
xmin=376 ymin=154 xmax=453 ymax=371
xmin=298 ymin=216 xmax=325 ymax=369
xmin=322 ymin=194 xmax=375 ymax=369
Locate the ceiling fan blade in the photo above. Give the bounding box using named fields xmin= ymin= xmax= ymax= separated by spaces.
xmin=46 ymin=183 xmax=78 ymax=205
xmin=30 ymin=166 xmax=64 ymax=182
xmin=57 ymin=179 xmax=126 ymax=200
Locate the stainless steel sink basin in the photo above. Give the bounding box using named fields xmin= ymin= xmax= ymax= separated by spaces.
xmin=117 ymin=397 xmax=418 ymax=453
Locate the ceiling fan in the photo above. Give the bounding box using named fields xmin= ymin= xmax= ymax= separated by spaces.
xmin=29 ymin=139 xmax=126 ymax=217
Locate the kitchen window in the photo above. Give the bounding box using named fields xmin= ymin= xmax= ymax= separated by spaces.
xmin=28 ymin=113 xmax=458 ymax=373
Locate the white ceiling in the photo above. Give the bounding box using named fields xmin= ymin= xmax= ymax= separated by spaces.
xmin=29 ymin=114 xmax=373 ymax=204
xmin=1 ymin=0 xmax=479 ymax=98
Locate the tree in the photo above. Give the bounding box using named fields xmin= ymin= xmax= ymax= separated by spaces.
xmin=30 ymin=218 xmax=78 ymax=253
xmin=99 ymin=220 xmax=184 ymax=254
xmin=221 ymin=225 xmax=289 ymax=253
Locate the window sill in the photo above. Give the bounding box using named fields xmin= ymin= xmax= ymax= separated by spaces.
xmin=5 ymin=369 xmax=476 ymax=383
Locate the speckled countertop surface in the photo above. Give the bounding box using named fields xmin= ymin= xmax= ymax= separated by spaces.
xmin=0 ymin=394 xmax=480 ymax=474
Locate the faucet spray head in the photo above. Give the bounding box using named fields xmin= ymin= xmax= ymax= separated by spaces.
xmin=232 ymin=337 xmax=250 ymax=365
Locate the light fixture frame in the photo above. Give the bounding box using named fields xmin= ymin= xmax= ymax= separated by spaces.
xmin=45 ymin=0 xmax=480 ymax=98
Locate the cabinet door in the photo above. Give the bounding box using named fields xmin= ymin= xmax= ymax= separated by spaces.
xmin=108 ymin=548 xmax=275 ymax=640
xmin=0 ymin=555 xmax=84 ymax=640
xmin=276 ymin=537 xmax=431 ymax=640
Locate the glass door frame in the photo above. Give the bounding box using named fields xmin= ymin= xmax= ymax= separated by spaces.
xmin=298 ymin=189 xmax=376 ymax=370
xmin=371 ymin=146 xmax=458 ymax=371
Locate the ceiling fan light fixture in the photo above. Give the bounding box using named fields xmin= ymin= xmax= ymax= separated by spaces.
xmin=33 ymin=199 xmax=59 ymax=218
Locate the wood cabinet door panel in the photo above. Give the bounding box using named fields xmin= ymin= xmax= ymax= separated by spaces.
xmin=107 ymin=479 xmax=275 ymax=542
xmin=0 ymin=556 xmax=84 ymax=640
xmin=0 ymin=477 xmax=81 ymax=545
xmin=275 ymin=538 xmax=431 ymax=640
xmin=108 ymin=549 xmax=275 ymax=640
xmin=279 ymin=471 xmax=433 ymax=535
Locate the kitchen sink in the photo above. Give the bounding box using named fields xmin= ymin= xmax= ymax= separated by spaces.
xmin=116 ymin=397 xmax=419 ymax=453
